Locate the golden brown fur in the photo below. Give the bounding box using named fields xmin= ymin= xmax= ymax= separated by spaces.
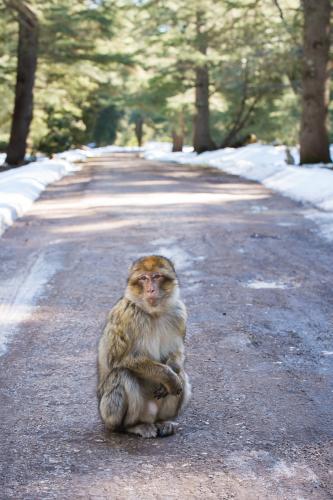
xmin=97 ymin=255 xmax=191 ymax=438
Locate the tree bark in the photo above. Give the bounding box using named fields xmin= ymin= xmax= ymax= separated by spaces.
xmin=299 ymin=0 xmax=331 ymax=164
xmin=134 ymin=115 xmax=143 ymax=147
xmin=172 ymin=131 xmax=183 ymax=152
xmin=172 ymin=111 xmax=184 ymax=152
xmin=5 ymin=1 xmax=38 ymax=167
xmin=192 ymin=11 xmax=215 ymax=154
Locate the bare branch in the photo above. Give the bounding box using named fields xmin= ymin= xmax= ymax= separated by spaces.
xmin=272 ymin=0 xmax=286 ymax=24
xmin=4 ymin=0 xmax=37 ymax=29
xmin=272 ymin=0 xmax=299 ymax=45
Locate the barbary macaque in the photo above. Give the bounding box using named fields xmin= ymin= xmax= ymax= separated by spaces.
xmin=97 ymin=255 xmax=191 ymax=438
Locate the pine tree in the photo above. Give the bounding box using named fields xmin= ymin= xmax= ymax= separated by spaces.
xmin=299 ymin=0 xmax=331 ymax=164
xmin=4 ymin=1 xmax=38 ymax=166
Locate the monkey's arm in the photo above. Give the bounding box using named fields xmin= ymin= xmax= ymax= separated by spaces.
xmin=166 ymin=350 xmax=184 ymax=375
xmin=121 ymin=355 xmax=182 ymax=396
xmin=101 ymin=324 xmax=181 ymax=395
xmin=165 ymin=313 xmax=186 ymax=375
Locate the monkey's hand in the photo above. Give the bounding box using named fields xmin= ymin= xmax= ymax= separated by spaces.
xmin=154 ymin=384 xmax=169 ymax=399
xmin=166 ymin=368 xmax=183 ymax=396
xmin=154 ymin=367 xmax=183 ymax=398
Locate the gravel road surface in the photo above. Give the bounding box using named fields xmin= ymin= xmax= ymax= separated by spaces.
xmin=0 ymin=154 xmax=332 ymax=499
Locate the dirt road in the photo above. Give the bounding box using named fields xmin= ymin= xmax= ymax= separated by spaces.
xmin=0 ymin=154 xmax=332 ymax=499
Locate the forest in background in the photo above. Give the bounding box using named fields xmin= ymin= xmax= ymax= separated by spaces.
xmin=0 ymin=0 xmax=332 ymax=165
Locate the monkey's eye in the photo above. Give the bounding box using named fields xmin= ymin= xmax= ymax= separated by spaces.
xmin=139 ymin=275 xmax=148 ymax=281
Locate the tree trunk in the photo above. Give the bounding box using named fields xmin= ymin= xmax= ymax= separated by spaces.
xmin=172 ymin=111 xmax=184 ymax=152
xmin=192 ymin=11 xmax=215 ymax=154
xmin=221 ymin=96 xmax=261 ymax=148
xmin=134 ymin=116 xmax=144 ymax=147
xmin=172 ymin=132 xmax=183 ymax=152
xmin=299 ymin=0 xmax=331 ymax=164
xmin=5 ymin=1 xmax=38 ymax=167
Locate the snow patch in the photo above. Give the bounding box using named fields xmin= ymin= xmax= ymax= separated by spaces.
xmin=250 ymin=205 xmax=268 ymax=213
xmin=153 ymin=246 xmax=192 ymax=270
xmin=0 ymin=248 xmax=61 ymax=356
xmin=272 ymin=460 xmax=318 ymax=483
xmin=305 ymin=210 xmax=333 ymax=242
xmin=150 ymin=238 xmax=204 ymax=272
xmin=56 ymin=149 xmax=90 ymax=162
xmin=0 ymin=159 xmax=79 ymax=237
xmin=56 ymin=145 xmax=143 ymax=162
xmin=244 ymin=279 xmax=297 ymax=289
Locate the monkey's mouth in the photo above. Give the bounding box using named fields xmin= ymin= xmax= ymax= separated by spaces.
xmin=147 ymin=297 xmax=158 ymax=306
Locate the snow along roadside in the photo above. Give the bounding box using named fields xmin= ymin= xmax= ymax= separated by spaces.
xmin=0 ymin=158 xmax=80 ymax=237
xmin=2 ymin=142 xmax=333 ymax=241
xmin=0 ymin=144 xmax=143 ymax=238
xmin=144 ymin=143 xmax=333 ymax=241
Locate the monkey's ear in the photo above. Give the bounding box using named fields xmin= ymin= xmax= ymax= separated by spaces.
xmin=129 ymin=256 xmax=144 ymax=271
xmin=127 ymin=257 xmax=142 ymax=279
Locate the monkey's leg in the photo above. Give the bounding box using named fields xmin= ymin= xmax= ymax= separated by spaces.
xmin=115 ymin=373 xmax=162 ymax=439
xmin=125 ymin=383 xmax=161 ymax=438
xmin=99 ymin=384 xmax=128 ymax=431
xmin=125 ymin=396 xmax=178 ymax=437
xmin=128 ymin=420 xmax=179 ymax=438
xmin=99 ymin=368 xmax=142 ymax=432
xmin=156 ymin=421 xmax=178 ymax=437
xmin=126 ymin=423 xmax=159 ymax=438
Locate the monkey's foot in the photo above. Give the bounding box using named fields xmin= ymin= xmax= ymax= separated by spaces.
xmin=126 ymin=423 xmax=158 ymax=438
xmin=156 ymin=421 xmax=178 ymax=437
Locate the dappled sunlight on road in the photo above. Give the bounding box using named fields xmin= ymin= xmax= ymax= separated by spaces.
xmin=81 ymin=191 xmax=269 ymax=207
xmin=51 ymin=219 xmax=138 ymax=234
xmin=2 ymin=155 xmax=333 ymax=499
xmin=108 ymin=179 xmax=180 ymax=186
xmin=35 ymin=190 xmax=270 ymax=212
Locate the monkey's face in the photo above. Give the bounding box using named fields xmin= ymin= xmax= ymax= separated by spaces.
xmin=125 ymin=256 xmax=178 ymax=314
xmin=137 ymin=272 xmax=169 ymax=307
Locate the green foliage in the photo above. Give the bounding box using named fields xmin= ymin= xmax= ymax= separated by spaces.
xmin=92 ymin=104 xmax=123 ymax=146
xmin=116 ymin=0 xmax=305 ymax=146
xmin=38 ymin=107 xmax=86 ymax=154
xmin=1 ymin=0 xmax=331 ymax=150
xmin=2 ymin=0 xmax=133 ymax=150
